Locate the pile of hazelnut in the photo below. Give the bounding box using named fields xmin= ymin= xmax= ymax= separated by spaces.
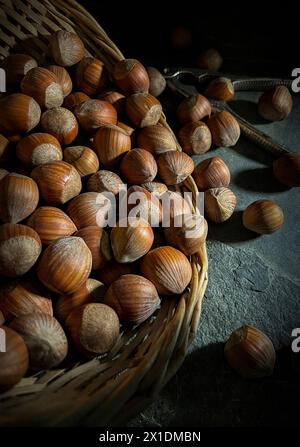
xmin=0 ymin=29 xmax=299 ymax=391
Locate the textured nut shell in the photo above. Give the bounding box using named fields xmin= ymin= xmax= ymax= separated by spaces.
xmin=177 ymin=94 xmax=211 ymax=124
xmin=3 ymin=53 xmax=38 ymax=86
xmin=65 ymin=303 xmax=120 ymax=356
xmin=273 ymin=153 xmax=300 ymax=187
xmin=63 ymin=146 xmax=99 ymax=177
xmin=258 ymin=86 xmax=292 ymax=121
xmin=126 ymin=93 xmax=162 ymax=128
xmin=162 ymin=190 xmax=193 ymax=220
xmin=0 ymin=278 xmax=52 ymax=321
xmin=141 ymin=181 xmax=168 ymax=196
xmin=41 ymin=107 xmax=78 ymax=145
xmin=55 ymin=278 xmax=106 ymax=323
xmin=120 ymin=148 xmax=157 ymax=184
xmin=98 ymin=261 xmax=137 ymax=285
xmin=94 ymin=125 xmax=131 ymax=168
xmin=37 ymin=236 xmax=92 ymax=294
xmin=66 ymin=192 xmax=112 ymax=229
xmin=75 ymin=57 xmax=108 ymax=95
xmin=75 ymin=226 xmax=112 ymax=270
xmin=146 ymin=66 xmax=166 ymax=97
xmin=27 ymin=206 xmax=77 ymax=245
xmin=0 ymin=93 xmax=41 ymax=134
xmin=0 ymin=169 xmax=9 ymax=181
xmin=111 ymin=219 xmax=154 ymax=263
xmin=205 ymin=77 xmax=235 ymax=102
xmin=207 ymin=111 xmax=240 ymax=147
xmin=87 ymin=170 xmax=124 ymax=195
xmin=16 ymin=133 xmax=62 ymax=167
xmin=193 ymin=156 xmax=230 ymax=191
xmin=49 ymin=30 xmax=85 ymax=67
xmin=113 ymin=59 xmax=149 ymax=94
xmin=104 ymin=274 xmax=160 ymax=324
xmin=31 ymin=161 xmax=82 ymax=206
xmin=127 ymin=185 xmax=162 ymax=225
xmin=98 ymin=90 xmax=126 ymax=114
xmin=157 ymin=151 xmax=194 ymax=185
xmin=10 ymin=313 xmax=68 ymax=370
xmin=21 ymin=67 xmax=64 ymax=109
xmin=63 ymin=92 xmax=90 ymax=111
xmin=0 ymin=223 xmax=41 ymax=277
xmin=242 ymin=199 xmax=284 ymax=234
xmin=0 ymin=173 xmax=39 ymax=223
xmin=74 ymin=99 xmax=117 ymax=133
xmin=0 ymin=134 xmax=13 ymax=166
xmin=225 ymin=325 xmax=276 ymax=378
xmin=178 ymin=121 xmax=212 ymax=155
xmin=140 ymin=246 xmax=192 ymax=295
xmin=164 ymin=214 xmax=208 ymax=255
xmin=137 ymin=125 xmax=177 ymax=156
xmin=47 ymin=65 xmax=73 ymax=97
xmin=0 ymin=326 xmax=29 ymax=391
xmin=204 ymin=187 xmax=237 ymax=223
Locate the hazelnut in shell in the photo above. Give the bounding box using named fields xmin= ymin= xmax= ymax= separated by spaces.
xmin=75 ymin=226 xmax=112 ymax=270
xmin=27 ymin=206 xmax=77 ymax=245
xmin=120 ymin=148 xmax=157 ymax=184
xmin=225 ymin=325 xmax=276 ymax=378
xmin=65 ymin=303 xmax=120 ymax=357
xmin=193 ymin=156 xmax=230 ymax=191
xmin=10 ymin=313 xmax=68 ymax=370
xmin=75 ymin=56 xmax=108 ymax=95
xmin=140 ymin=246 xmax=192 ymax=295
xmin=242 ymin=199 xmax=284 ymax=234
xmin=207 ymin=111 xmax=240 ymax=147
xmin=0 ymin=173 xmax=39 ymax=223
xmin=55 ymin=279 xmax=106 ymax=323
xmin=41 ymin=107 xmax=78 ymax=145
xmin=126 ymin=93 xmax=162 ymax=128
xmin=37 ymin=236 xmax=92 ymax=294
xmin=16 ymin=133 xmax=62 ymax=168
xmin=104 ymin=274 xmax=160 ymax=325
xmin=63 ymin=146 xmax=99 ymax=177
xmin=111 ymin=218 xmax=154 ymax=263
xmin=137 ymin=124 xmax=177 ymax=156
xmin=0 ymin=223 xmax=42 ymax=277
xmin=157 ymin=151 xmax=194 ymax=185
xmin=48 ymin=30 xmax=85 ymax=67
xmin=204 ymin=187 xmax=237 ymax=223
xmin=113 ymin=58 xmax=150 ymax=95
xmin=21 ymin=67 xmax=64 ymax=109
xmin=0 ymin=94 xmax=41 ymax=135
xmin=178 ymin=121 xmax=212 ymax=155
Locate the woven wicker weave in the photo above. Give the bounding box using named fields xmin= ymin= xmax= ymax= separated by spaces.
xmin=0 ymin=0 xmax=208 ymax=426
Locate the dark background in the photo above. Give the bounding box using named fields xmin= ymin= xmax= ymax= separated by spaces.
xmin=80 ymin=1 xmax=298 ymax=77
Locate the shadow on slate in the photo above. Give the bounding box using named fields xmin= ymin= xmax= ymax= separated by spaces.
xmin=207 ymin=211 xmax=260 ymax=243
xmin=230 ymin=136 xmax=275 ymax=166
xmin=229 ymin=99 xmax=269 ymax=125
xmin=233 ymin=168 xmax=290 ymax=193
xmin=128 ymin=342 xmax=300 ymax=427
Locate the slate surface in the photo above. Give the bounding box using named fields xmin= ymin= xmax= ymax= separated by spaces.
xmin=128 ymin=89 xmax=300 ymax=427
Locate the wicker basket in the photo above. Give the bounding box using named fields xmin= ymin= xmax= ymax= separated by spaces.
xmin=0 ymin=0 xmax=208 ymax=427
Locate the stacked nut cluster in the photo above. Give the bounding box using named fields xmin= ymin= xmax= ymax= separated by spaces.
xmin=0 ymin=30 xmax=209 ymax=392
